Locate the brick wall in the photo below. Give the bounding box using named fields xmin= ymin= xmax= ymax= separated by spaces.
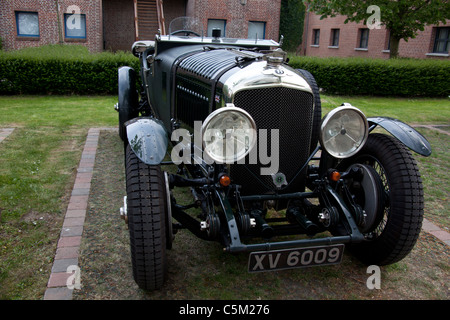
xmin=103 ymin=0 xmax=135 ymax=51
xmin=186 ymin=0 xmax=281 ymax=40
xmin=302 ymin=12 xmax=449 ymax=59
xmin=0 ymin=0 xmax=103 ymax=52
xmin=163 ymin=0 xmax=186 ymax=33
xmin=0 ymin=0 xmax=282 ymax=52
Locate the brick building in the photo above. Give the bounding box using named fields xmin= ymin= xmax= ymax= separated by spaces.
xmin=0 ymin=0 xmax=281 ymax=52
xmin=186 ymin=0 xmax=281 ymax=41
xmin=0 ymin=0 xmax=103 ymax=52
xmin=302 ymin=12 xmax=449 ymax=59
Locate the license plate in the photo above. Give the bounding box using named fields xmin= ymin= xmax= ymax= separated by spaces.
xmin=248 ymin=244 xmax=345 ymax=272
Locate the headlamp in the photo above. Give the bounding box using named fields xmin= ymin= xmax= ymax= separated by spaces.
xmin=320 ymin=104 xmax=368 ymax=158
xmin=202 ymin=104 xmax=257 ymax=163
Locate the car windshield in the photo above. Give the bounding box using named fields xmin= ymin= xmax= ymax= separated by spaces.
xmin=168 ymin=17 xmax=263 ymax=40
xmin=168 ymin=17 xmax=203 ymax=37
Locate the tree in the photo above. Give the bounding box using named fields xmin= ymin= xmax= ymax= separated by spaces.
xmin=305 ymin=0 xmax=450 ymax=58
xmin=279 ymin=0 xmax=306 ymax=53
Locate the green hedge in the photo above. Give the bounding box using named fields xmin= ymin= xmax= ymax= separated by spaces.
xmin=288 ymin=56 xmax=450 ymax=97
xmin=0 ymin=45 xmax=139 ymax=95
xmin=1 ymin=45 xmax=449 ymax=97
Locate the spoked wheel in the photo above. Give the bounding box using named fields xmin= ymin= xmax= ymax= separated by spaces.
xmin=339 ymin=133 xmax=424 ymax=265
xmin=125 ymin=145 xmax=168 ymax=290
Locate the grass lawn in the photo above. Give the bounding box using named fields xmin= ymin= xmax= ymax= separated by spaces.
xmin=0 ymin=95 xmax=116 ymax=299
xmin=321 ymin=95 xmax=450 ymax=124
xmin=0 ymin=94 xmax=448 ymax=299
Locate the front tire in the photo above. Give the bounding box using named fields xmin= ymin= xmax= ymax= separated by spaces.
xmin=125 ymin=145 xmax=167 ymax=290
xmin=339 ymin=133 xmax=424 ymax=265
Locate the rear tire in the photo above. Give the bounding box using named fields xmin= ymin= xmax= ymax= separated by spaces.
xmin=125 ymin=145 xmax=167 ymax=290
xmin=339 ymin=133 xmax=424 ymax=265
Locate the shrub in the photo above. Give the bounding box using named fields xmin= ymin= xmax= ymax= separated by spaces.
xmin=0 ymin=44 xmax=139 ymax=95
xmin=1 ymin=45 xmax=449 ymax=97
xmin=288 ymin=56 xmax=450 ymax=97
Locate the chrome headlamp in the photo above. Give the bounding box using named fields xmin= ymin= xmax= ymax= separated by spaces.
xmin=202 ymin=104 xmax=257 ymax=163
xmin=320 ymin=104 xmax=368 ymax=158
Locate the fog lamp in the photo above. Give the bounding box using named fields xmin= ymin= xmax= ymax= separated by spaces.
xmin=320 ymin=104 xmax=368 ymax=158
xmin=202 ymin=104 xmax=257 ymax=163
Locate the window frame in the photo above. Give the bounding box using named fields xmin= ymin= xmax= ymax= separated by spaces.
xmin=207 ymin=19 xmax=227 ymax=37
xmin=64 ymin=13 xmax=87 ymax=40
xmin=330 ymin=28 xmax=340 ymax=47
xmin=15 ymin=11 xmax=40 ymax=38
xmin=248 ymin=21 xmax=266 ymax=39
xmin=433 ymin=27 xmax=450 ymax=54
xmin=358 ymin=28 xmax=369 ymax=49
xmin=312 ymin=29 xmax=320 ymax=46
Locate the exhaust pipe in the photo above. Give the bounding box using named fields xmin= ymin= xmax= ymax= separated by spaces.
xmin=286 ymin=207 xmax=319 ymax=236
xmin=251 ymin=210 xmax=274 ymax=239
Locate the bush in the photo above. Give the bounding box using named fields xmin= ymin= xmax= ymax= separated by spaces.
xmin=288 ymin=56 xmax=450 ymax=97
xmin=0 ymin=44 xmax=139 ymax=95
xmin=1 ymin=45 xmax=449 ymax=97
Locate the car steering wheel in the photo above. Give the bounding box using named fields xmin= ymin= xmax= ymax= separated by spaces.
xmin=170 ymin=30 xmax=201 ymax=37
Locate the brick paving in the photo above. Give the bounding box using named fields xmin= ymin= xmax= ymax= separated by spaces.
xmin=41 ymin=127 xmax=449 ymax=300
xmin=422 ymin=219 xmax=450 ymax=246
xmin=0 ymin=128 xmax=15 ymax=143
xmin=43 ymin=128 xmax=101 ymax=300
xmin=412 ymin=124 xmax=450 ymax=136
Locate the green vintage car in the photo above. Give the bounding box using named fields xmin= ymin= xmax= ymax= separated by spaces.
xmin=116 ymin=17 xmax=432 ymax=290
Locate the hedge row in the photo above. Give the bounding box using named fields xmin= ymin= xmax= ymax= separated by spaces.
xmin=0 ymin=45 xmax=139 ymax=95
xmin=288 ymin=56 xmax=450 ymax=97
xmin=1 ymin=45 xmax=449 ymax=96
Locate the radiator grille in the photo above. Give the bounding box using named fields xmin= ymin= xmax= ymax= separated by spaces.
xmin=230 ymin=87 xmax=314 ymax=195
xmin=175 ymin=75 xmax=211 ymax=127
xmin=178 ymin=50 xmax=238 ymax=80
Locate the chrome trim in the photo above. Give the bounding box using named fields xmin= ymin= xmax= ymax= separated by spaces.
xmin=319 ymin=105 xmax=369 ymax=159
xmin=222 ymin=61 xmax=312 ymax=102
xmin=164 ymin=171 xmax=174 ymax=245
xmin=201 ymin=104 xmax=257 ymax=163
xmin=158 ymin=34 xmax=279 ymax=47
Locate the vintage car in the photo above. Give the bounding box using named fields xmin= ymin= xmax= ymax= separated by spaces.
xmin=116 ymin=18 xmax=432 ymax=290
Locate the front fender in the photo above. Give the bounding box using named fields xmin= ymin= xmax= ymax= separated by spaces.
xmin=125 ymin=117 xmax=168 ymax=165
xmin=368 ymin=117 xmax=432 ymax=156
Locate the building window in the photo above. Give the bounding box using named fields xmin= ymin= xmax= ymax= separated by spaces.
xmin=248 ymin=21 xmax=266 ymax=39
xmin=381 ymin=30 xmax=390 ymax=53
xmin=385 ymin=30 xmax=390 ymax=50
xmin=207 ymin=19 xmax=226 ymax=37
xmin=330 ymin=29 xmax=340 ymax=47
xmin=433 ymin=27 xmax=450 ymax=54
xmin=15 ymin=11 xmax=39 ymax=37
xmin=358 ymin=28 xmax=369 ymax=48
xmin=312 ymin=29 xmax=320 ymax=46
xmin=64 ymin=13 xmax=86 ymax=39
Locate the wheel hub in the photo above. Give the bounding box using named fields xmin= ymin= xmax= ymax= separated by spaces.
xmin=345 ymin=164 xmax=384 ymax=233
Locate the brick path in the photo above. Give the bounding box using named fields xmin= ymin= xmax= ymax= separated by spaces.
xmin=40 ymin=126 xmax=449 ymax=300
xmin=0 ymin=128 xmax=15 ymax=143
xmin=412 ymin=124 xmax=450 ymax=136
xmin=43 ymin=128 xmax=102 ymax=300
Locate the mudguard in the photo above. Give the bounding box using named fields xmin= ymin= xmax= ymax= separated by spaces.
xmin=125 ymin=117 xmax=169 ymax=165
xmin=118 ymin=66 xmax=139 ymax=141
xmin=368 ymin=117 xmax=432 ymax=156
